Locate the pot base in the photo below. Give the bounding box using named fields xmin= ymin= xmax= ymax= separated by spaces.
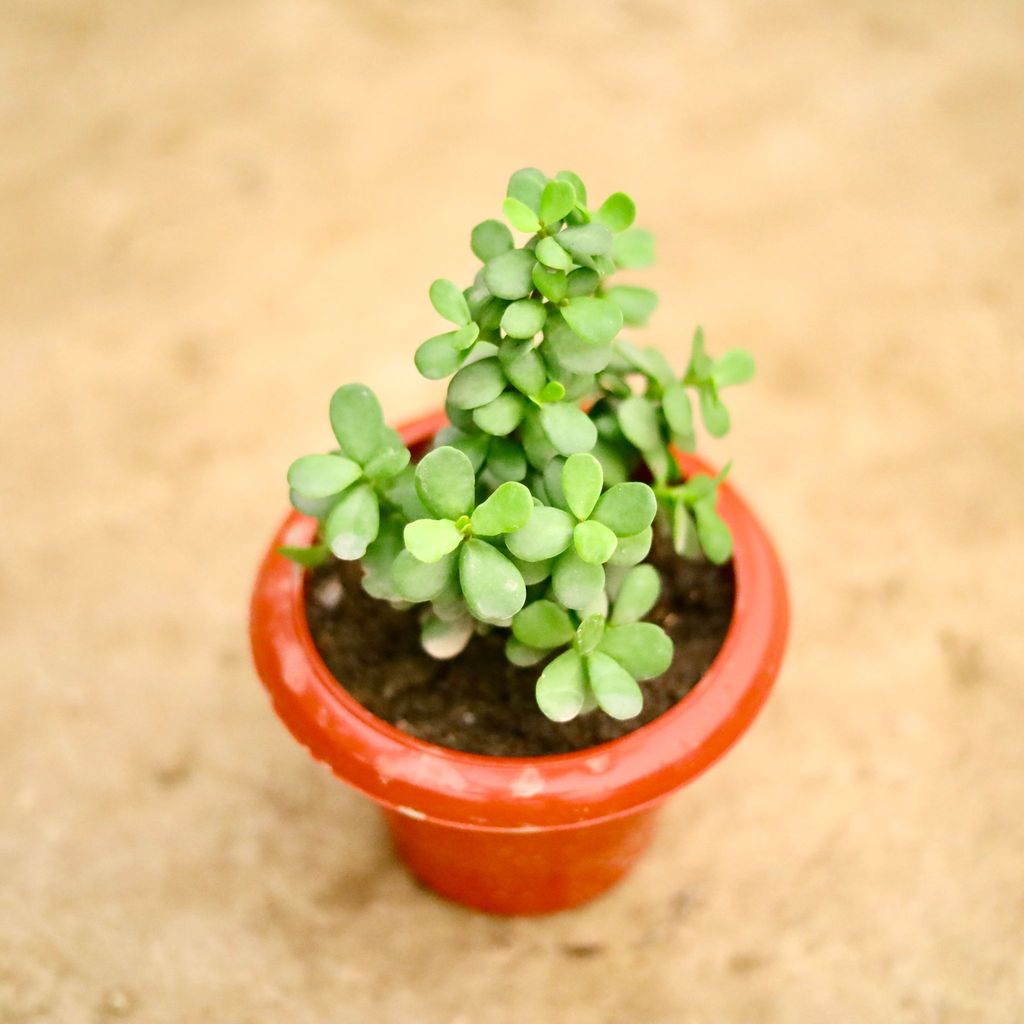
xmin=384 ymin=808 xmax=660 ymax=915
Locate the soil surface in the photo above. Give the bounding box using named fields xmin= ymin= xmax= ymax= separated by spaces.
xmin=306 ymin=530 xmax=735 ymax=756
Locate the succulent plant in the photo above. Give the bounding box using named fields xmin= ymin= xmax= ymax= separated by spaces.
xmin=283 ymin=168 xmax=754 ymax=723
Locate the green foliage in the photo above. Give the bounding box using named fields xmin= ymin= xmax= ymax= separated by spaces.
xmin=282 ymin=168 xmax=757 ymax=723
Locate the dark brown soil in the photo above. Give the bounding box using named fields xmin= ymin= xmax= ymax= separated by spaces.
xmin=305 ymin=529 xmax=735 ymax=757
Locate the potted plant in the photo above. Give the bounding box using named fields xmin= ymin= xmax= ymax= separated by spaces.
xmin=250 ymin=168 xmax=788 ymax=915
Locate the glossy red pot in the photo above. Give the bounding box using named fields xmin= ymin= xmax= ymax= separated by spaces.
xmin=250 ymin=411 xmax=788 ymax=915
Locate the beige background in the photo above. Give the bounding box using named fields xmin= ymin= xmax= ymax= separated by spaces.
xmin=3 ymin=1 xmax=1023 ymax=1022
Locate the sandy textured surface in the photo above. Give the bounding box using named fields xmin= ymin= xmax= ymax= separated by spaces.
xmin=3 ymin=1 xmax=1023 ymax=1021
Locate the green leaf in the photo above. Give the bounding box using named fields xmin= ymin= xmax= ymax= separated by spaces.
xmin=699 ymin=386 xmax=731 ymax=437
xmin=415 ymin=445 xmax=476 ymax=520
xmin=539 ymin=402 xmax=598 ymax=456
xmin=500 ymin=299 xmax=547 ymax=339
xmin=591 ymin=439 xmax=631 ymax=487
xmin=532 ymin=263 xmax=568 ymax=302
xmin=608 ymin=527 xmax=653 ymax=566
xmin=685 ymin=326 xmax=714 ymax=381
xmin=561 ymin=452 xmax=603 ymax=521
xmin=471 ymin=219 xmax=514 ymax=261
xmin=421 ymin=614 xmax=473 ymax=660
xmin=566 ymin=267 xmax=600 ymax=297
xmin=594 ymin=192 xmax=636 ymax=233
xmin=429 ymin=278 xmax=471 ymax=326
xmin=558 ymin=223 xmax=614 ymax=259
xmin=288 ymin=488 xmax=335 ymax=518
xmin=663 ymin=384 xmax=695 ymax=445
xmin=592 ymin=482 xmax=657 ymax=537
xmin=459 ymin=539 xmax=526 ymax=622
xmin=535 ymin=235 xmax=574 ymax=270
xmin=586 ymin=651 xmax=643 ymax=719
xmin=287 ymin=454 xmax=362 ymax=498
xmin=510 ymin=554 xmax=552 ymax=585
xmin=574 ymin=614 xmax=605 ymax=655
xmin=556 ymin=170 xmax=588 ymax=207
xmin=323 ymin=483 xmax=379 ymax=560
xmin=617 ymin=396 xmax=663 ymax=453
xmin=542 ymin=313 xmax=614 ymax=374
xmin=507 ymin=167 xmax=547 ymax=213
xmin=483 ymin=249 xmax=537 ymax=300
xmin=542 ymin=458 xmax=569 ymax=511
xmin=712 ymin=349 xmax=756 ymax=388
xmin=506 ymin=636 xmax=547 ymax=667
xmin=552 ymin=548 xmax=605 ymax=610
xmin=403 ymin=518 xmax=463 ymax=563
xmin=573 ymin=519 xmax=618 ymax=565
xmin=278 ymin=543 xmax=329 ymax=568
xmin=612 ymin=228 xmax=654 ymax=269
xmin=672 ymin=500 xmax=702 ymax=559
xmin=329 ymin=384 xmax=386 ymax=465
xmin=363 ymin=446 xmax=410 ymax=482
xmin=447 ymin=357 xmax=506 ymax=410
xmin=537 ymin=380 xmax=566 ymax=403
xmin=521 ymin=409 xmax=560 ymax=469
xmin=536 ymin=649 xmax=586 ymax=722
xmin=599 ymin=622 xmax=672 ymax=680
xmin=512 ymin=599 xmax=575 ymax=650
xmin=610 ymin=564 xmax=660 ymax=625
xmin=505 ymin=505 xmax=574 ymax=561
xmin=486 ymin=435 xmax=527 ymax=482
xmin=393 ymin=549 xmax=456 ymax=602
xmin=362 ymin=516 xmax=405 ymax=599
xmin=562 ymin=296 xmax=623 ymax=346
xmin=694 ymin=501 xmax=733 ymax=564
xmin=472 ymin=390 xmax=526 ymax=436
xmin=502 ymin=196 xmax=541 ymax=233
xmin=499 ymin=339 xmax=547 ymax=397
xmin=470 ymin=481 xmax=533 ymax=536
xmin=540 ymin=179 xmax=576 ymax=225
xmin=605 ymin=285 xmax=658 ymax=326
xmin=381 ymin=465 xmax=429 ymax=520
xmin=415 ymin=332 xmax=465 ymax=380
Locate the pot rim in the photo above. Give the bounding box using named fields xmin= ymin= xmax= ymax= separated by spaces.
xmin=250 ymin=410 xmax=789 ymax=831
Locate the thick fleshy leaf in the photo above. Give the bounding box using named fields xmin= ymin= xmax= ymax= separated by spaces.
xmin=521 ymin=410 xmax=560 ymax=469
xmin=610 ymin=564 xmax=660 ymax=625
xmin=459 ymin=539 xmax=526 ymax=622
xmin=663 ymin=384 xmax=695 ymax=444
xmin=429 ymin=278 xmax=471 ymax=326
xmin=441 ymin=427 xmax=489 ymax=472
xmin=403 ymin=518 xmax=463 ymax=563
xmin=561 ymin=452 xmax=604 ymax=521
xmin=506 ymin=636 xmax=547 ymax=667
xmin=608 ymin=527 xmax=653 ymax=567
xmin=381 ymin=465 xmax=429 ymax=520
xmin=447 ymin=357 xmax=507 ymax=410
xmin=502 ymin=196 xmax=541 ymax=233
xmin=694 ymin=500 xmax=733 ymax=564
xmin=510 ymin=554 xmax=552 ymax=585
xmin=483 ymin=249 xmax=537 ymax=300
xmin=685 ymin=326 xmax=714 ymax=381
xmin=535 ymin=235 xmax=574 ymax=270
xmin=566 ymin=267 xmax=600 ymax=297
xmin=414 ymin=446 xmax=476 ymax=520
xmin=472 ymin=390 xmax=526 ymax=436
xmin=499 ymin=339 xmax=547 ymax=397
xmin=591 ymin=439 xmax=631 ymax=487
xmin=552 ymin=549 xmax=605 ymax=610
xmin=362 ymin=516 xmax=405 ymax=599
xmin=288 ymin=488 xmax=335 ymax=518
xmin=364 ymin=446 xmax=410 ymax=481
xmin=593 ymin=192 xmax=636 ymax=233
xmin=500 ymin=299 xmax=547 ymax=339
xmin=540 ymin=179 xmax=576 ymax=225
xmin=512 ymin=599 xmax=575 ymax=650
xmin=287 ymin=454 xmax=362 ymax=498
xmin=599 ymin=622 xmax=673 ymax=680
xmin=278 ymin=544 xmax=329 ymax=568
xmin=672 ymin=500 xmax=702 ymax=559
xmin=617 ymin=340 xmax=676 ymax=388
xmin=470 ymin=218 xmax=514 ymax=262
xmin=539 ymin=402 xmax=598 ymax=456
xmin=605 ymin=285 xmax=658 ymax=326
xmin=712 ymin=349 xmax=756 ymax=388
xmin=562 ymin=297 xmax=623 ymax=345
xmin=592 ymin=482 xmax=657 ymax=537
xmin=587 ymin=651 xmax=643 ymax=719
xmin=532 ymin=263 xmax=568 ymax=302
xmin=420 ymin=614 xmax=473 ymax=660
xmin=617 ymin=396 xmax=663 ymax=453
xmin=470 ymin=481 xmax=533 ymax=536
xmin=507 ymin=167 xmax=547 ymax=213
xmin=323 ymin=483 xmax=379 ymax=560
xmin=505 ymin=505 xmax=574 ymax=561
xmin=329 ymin=384 xmax=386 ymax=465
xmin=392 ymin=549 xmax=456 ymax=602
xmin=542 ymin=313 xmax=614 ymax=373
xmin=612 ymin=228 xmax=655 ymax=269
xmin=699 ymin=386 xmax=731 ymax=437
xmin=486 ymin=436 xmax=527 ymax=482
xmin=542 ymin=458 xmax=569 ymax=511
xmin=556 ymin=169 xmax=588 ymax=206
xmin=573 ymin=519 xmax=618 ymax=565
xmin=558 ymin=223 xmax=614 ymax=259
xmin=535 ymin=649 xmax=586 ymax=722
xmin=574 ymin=614 xmax=605 ymax=655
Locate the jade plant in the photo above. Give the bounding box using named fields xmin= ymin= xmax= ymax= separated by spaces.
xmin=282 ymin=168 xmax=754 ymax=723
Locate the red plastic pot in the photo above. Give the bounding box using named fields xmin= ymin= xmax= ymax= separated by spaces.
xmin=250 ymin=411 xmax=788 ymax=915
